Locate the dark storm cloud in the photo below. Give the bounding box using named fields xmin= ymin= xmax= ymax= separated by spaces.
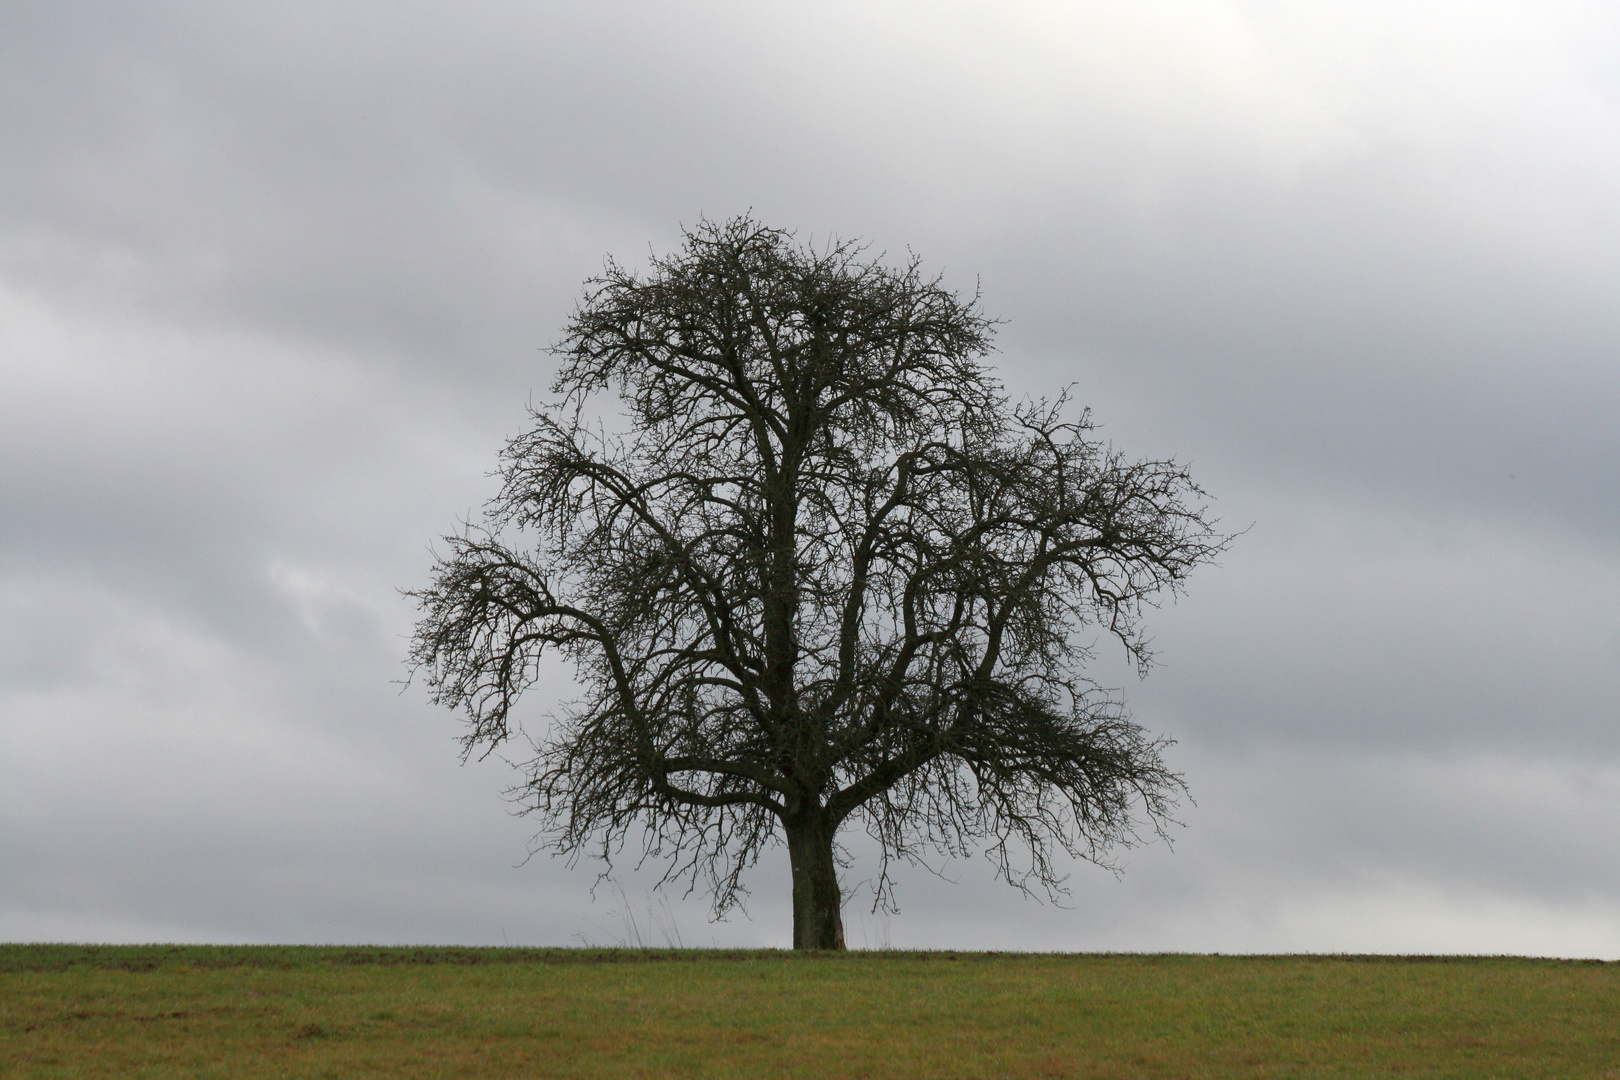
xmin=3 ymin=0 xmax=1617 ymax=951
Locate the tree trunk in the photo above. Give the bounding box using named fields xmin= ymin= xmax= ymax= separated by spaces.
xmin=785 ymin=813 xmax=845 ymax=950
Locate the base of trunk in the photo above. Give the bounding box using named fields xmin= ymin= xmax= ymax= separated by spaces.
xmin=786 ymin=817 xmax=845 ymax=950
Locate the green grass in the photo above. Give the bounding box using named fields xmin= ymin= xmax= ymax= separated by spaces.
xmin=2 ymin=946 xmax=1616 ymax=1078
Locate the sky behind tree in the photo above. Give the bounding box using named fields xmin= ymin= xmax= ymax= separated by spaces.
xmin=3 ymin=0 xmax=1618 ymax=953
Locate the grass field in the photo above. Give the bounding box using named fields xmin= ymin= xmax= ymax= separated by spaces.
xmin=2 ymin=946 xmax=1617 ymax=1078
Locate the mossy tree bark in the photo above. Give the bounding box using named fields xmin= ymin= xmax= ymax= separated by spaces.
xmin=786 ymin=811 xmax=845 ymax=950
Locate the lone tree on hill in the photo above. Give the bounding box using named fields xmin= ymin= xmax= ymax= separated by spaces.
xmin=408 ymin=216 xmax=1227 ymax=949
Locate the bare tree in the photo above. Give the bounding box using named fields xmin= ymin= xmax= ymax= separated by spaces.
xmin=408 ymin=216 xmax=1227 ymax=949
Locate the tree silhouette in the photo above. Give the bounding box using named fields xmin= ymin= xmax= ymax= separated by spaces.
xmin=409 ymin=217 xmax=1227 ymax=949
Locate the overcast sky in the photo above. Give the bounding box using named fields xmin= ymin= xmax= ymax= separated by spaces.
xmin=3 ymin=0 xmax=1618 ymax=954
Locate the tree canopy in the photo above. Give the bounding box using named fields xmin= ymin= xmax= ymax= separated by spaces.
xmin=408 ymin=216 xmax=1227 ymax=949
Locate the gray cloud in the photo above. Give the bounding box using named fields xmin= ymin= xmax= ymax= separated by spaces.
xmin=3 ymin=0 xmax=1617 ymax=953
